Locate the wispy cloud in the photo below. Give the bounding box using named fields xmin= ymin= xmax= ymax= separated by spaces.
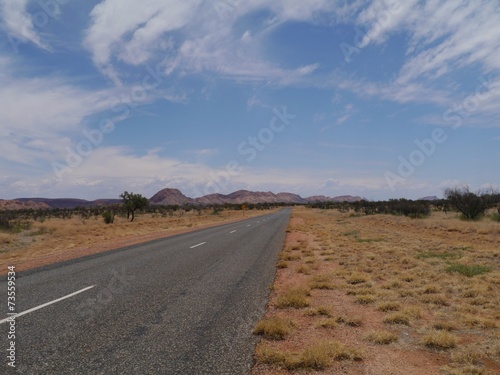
xmin=0 ymin=0 xmax=49 ymax=50
xmin=83 ymin=0 xmax=329 ymax=85
xmin=335 ymin=103 xmax=357 ymax=125
xmin=356 ymin=0 xmax=500 ymax=84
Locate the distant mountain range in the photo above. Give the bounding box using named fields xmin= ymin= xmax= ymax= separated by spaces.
xmin=1 ymin=188 xmax=363 ymax=210
xmin=2 ymin=198 xmax=122 ymax=210
xmin=149 ymin=188 xmax=363 ymax=206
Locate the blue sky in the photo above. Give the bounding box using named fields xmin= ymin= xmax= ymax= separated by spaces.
xmin=0 ymin=0 xmax=499 ymax=200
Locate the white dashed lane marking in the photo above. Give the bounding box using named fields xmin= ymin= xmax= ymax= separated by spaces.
xmin=190 ymin=242 xmax=206 ymax=249
xmin=0 ymin=285 xmax=96 ymax=324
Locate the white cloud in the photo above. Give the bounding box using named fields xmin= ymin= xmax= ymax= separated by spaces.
xmin=336 ymin=76 xmax=452 ymax=106
xmin=357 ymin=0 xmax=418 ymax=48
xmin=84 ymin=0 xmax=200 ymax=66
xmin=0 ymin=57 xmax=123 ymax=168
xmin=0 ymin=0 xmax=48 ymax=50
xmin=83 ymin=0 xmax=334 ymax=84
xmin=355 ymin=1 xmax=500 ymax=84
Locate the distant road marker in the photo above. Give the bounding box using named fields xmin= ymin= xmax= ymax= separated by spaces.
xmin=247 ymin=224 xmax=251 ymax=227
xmin=190 ymin=242 xmax=206 ymax=249
xmin=230 ymin=230 xmax=237 ymax=233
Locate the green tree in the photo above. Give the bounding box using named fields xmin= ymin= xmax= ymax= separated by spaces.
xmin=444 ymin=186 xmax=492 ymax=220
xmin=120 ymin=191 xmax=149 ymax=222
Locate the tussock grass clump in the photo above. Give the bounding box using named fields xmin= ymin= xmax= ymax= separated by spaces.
xmin=301 ymin=340 xmax=363 ymax=367
xmin=399 ymin=290 xmax=415 ymax=297
xmin=356 ymin=237 xmax=384 ymax=243
xmin=276 ymin=260 xmax=288 ymax=269
xmin=305 ymin=306 xmax=331 ymax=317
xmin=421 ymin=330 xmax=458 ymax=350
xmin=401 ymin=274 xmax=415 ymax=282
xmin=346 ymin=287 xmax=375 ymax=296
xmin=433 ymin=321 xmax=457 ymax=331
xmin=403 ymin=306 xmax=422 ymax=319
xmin=355 ymin=295 xmax=376 ymax=304
xmin=281 ymin=253 xmax=301 ymax=261
xmin=383 ymin=312 xmax=411 ymax=326
xmin=346 ymin=272 xmax=369 ymax=285
xmin=316 ymin=318 xmax=337 ymax=329
xmin=276 ymin=286 xmax=311 ymax=309
xmin=255 ymin=340 xmax=363 ymax=370
xmin=382 ymin=280 xmax=402 ymax=289
xmin=296 ymin=264 xmax=311 ymax=274
xmin=421 ymin=295 xmax=449 ymax=306
xmin=302 ymin=249 xmax=314 ymax=256
xmin=253 ymin=316 xmax=295 ymax=340
xmin=336 ymin=315 xmax=362 ymax=327
xmin=442 ymin=365 xmax=487 ymax=375
xmin=255 ymin=343 xmax=292 ymax=368
xmin=304 ymin=256 xmax=316 ymax=264
xmin=446 ymin=264 xmax=491 ymax=277
xmin=309 ymin=274 xmax=335 ymax=290
xmin=416 ymin=251 xmax=462 ymax=260
xmin=0 ymin=233 xmax=15 ymax=245
xmin=365 ymin=330 xmax=398 ymax=344
xmin=421 ymin=285 xmax=439 ymax=294
xmin=376 ymin=301 xmax=400 ymax=312
xmin=450 ymin=348 xmax=483 ymax=366
xmin=462 ymin=316 xmax=497 ymax=328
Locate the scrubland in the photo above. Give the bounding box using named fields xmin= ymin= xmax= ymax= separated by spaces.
xmin=253 ymin=207 xmax=499 ymax=375
xmin=0 ymin=209 xmax=271 ymax=273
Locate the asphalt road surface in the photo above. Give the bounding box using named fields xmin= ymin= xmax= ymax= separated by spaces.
xmin=0 ymin=208 xmax=291 ymax=374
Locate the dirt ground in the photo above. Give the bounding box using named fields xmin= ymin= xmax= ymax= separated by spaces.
xmin=252 ymin=207 xmax=500 ymax=375
xmin=0 ymin=209 xmax=273 ymax=274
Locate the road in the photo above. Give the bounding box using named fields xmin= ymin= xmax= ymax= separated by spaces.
xmin=0 ymin=208 xmax=291 ymax=374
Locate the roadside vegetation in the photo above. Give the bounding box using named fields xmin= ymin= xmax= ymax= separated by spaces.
xmin=252 ymin=201 xmax=499 ymax=374
xmin=0 ymin=200 xmax=279 ymax=272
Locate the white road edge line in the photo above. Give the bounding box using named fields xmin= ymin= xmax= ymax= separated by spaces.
xmin=190 ymin=242 xmax=206 ymax=249
xmin=0 ymin=285 xmax=96 ymax=324
xmin=230 ymin=230 xmax=237 ymax=233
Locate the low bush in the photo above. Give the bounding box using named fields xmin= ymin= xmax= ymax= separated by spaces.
xmin=446 ymin=264 xmax=491 ymax=277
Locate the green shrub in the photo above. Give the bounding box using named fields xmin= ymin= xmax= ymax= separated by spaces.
xmin=102 ymin=211 xmax=115 ymax=224
xmin=446 ymin=264 xmax=491 ymax=277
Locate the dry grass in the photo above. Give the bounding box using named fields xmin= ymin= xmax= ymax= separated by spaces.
xmin=365 ymin=330 xmax=398 ymax=344
xmin=253 ymin=316 xmax=295 ymax=340
xmin=0 ymin=233 xmax=14 ymax=246
xmin=421 ymin=330 xmax=458 ymax=350
xmin=336 ymin=315 xmax=363 ymax=327
xmin=0 ymin=209 xmax=275 ymax=273
xmin=376 ymin=301 xmax=401 ymax=312
xmin=305 ymin=306 xmax=332 ymax=317
xmin=252 ymin=208 xmax=500 ymax=374
xmin=255 ymin=340 xmax=362 ymax=370
xmin=316 ymin=318 xmax=338 ymax=329
xmin=275 ymin=285 xmax=311 ymax=309
xmin=309 ymin=273 xmax=335 ymax=290
xmin=383 ymin=312 xmax=411 ymax=326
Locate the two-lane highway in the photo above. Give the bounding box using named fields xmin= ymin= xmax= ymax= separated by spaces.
xmin=0 ymin=208 xmax=291 ymax=374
